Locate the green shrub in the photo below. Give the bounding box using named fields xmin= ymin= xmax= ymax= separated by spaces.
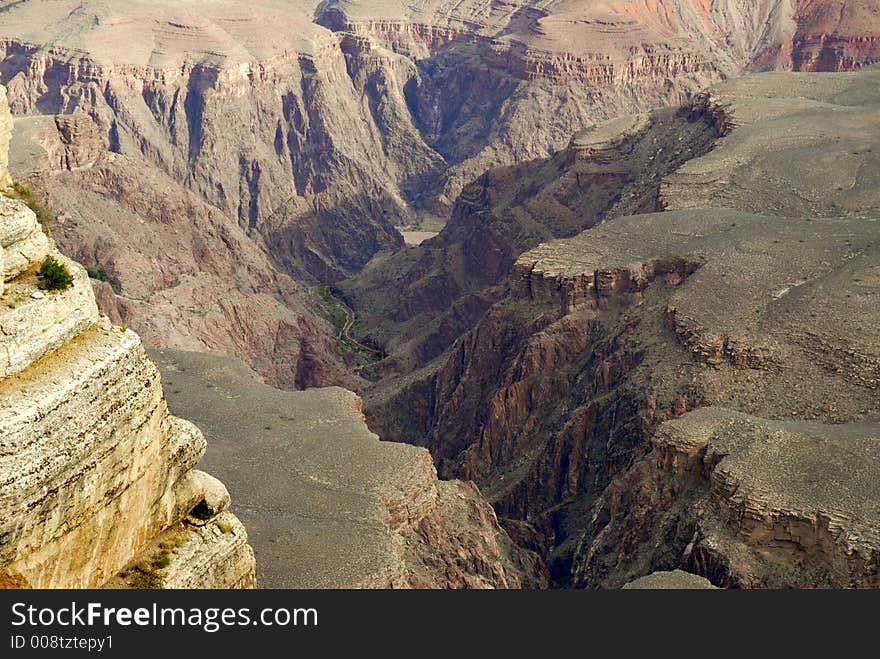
xmin=11 ymin=182 xmax=31 ymax=199
xmin=123 ymin=566 xmax=163 ymax=589
xmin=38 ymin=256 xmax=74 ymax=292
xmin=151 ymin=552 xmax=172 ymax=570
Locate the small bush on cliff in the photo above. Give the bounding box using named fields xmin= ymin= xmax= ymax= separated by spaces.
xmin=38 ymin=256 xmax=74 ymax=292
xmin=11 ymin=182 xmax=31 ymax=199
xmin=123 ymin=566 xmax=163 ymax=589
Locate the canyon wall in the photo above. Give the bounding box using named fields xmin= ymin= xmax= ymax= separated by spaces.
xmin=7 ymin=108 xmax=360 ymax=390
xmin=359 ymin=67 xmax=880 ymax=586
xmin=3 ymin=0 xmax=877 ymax=389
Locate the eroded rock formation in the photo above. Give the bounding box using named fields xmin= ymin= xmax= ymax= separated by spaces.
xmin=355 ymin=67 xmax=880 ymax=587
xmin=578 ymin=409 xmax=880 ymax=588
xmin=1 ymin=0 xmax=877 ymax=386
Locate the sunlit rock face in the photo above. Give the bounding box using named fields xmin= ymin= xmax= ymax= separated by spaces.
xmin=0 ymin=87 xmax=256 ymax=589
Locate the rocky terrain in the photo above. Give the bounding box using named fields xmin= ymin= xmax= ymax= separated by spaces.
xmin=352 ymin=66 xmax=880 ymax=587
xmin=150 ymin=349 xmax=546 ymax=588
xmin=1 ymin=0 xmax=877 ymax=384
xmin=340 ymin=107 xmax=719 ymax=375
xmin=0 ymin=76 xmax=545 ymax=589
xmin=2 ymin=2 xmax=879 ymax=591
xmin=0 ymin=96 xmax=256 ymax=587
xmin=7 ymin=109 xmax=361 ymax=390
xmin=622 ymin=570 xmax=716 ymax=589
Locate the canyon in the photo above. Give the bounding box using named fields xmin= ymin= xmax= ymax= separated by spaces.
xmin=2 ymin=0 xmax=878 ymax=388
xmin=353 ymin=66 xmax=880 ymax=586
xmin=0 ymin=0 xmax=879 ymax=590
xmin=0 ymin=85 xmax=542 ymax=589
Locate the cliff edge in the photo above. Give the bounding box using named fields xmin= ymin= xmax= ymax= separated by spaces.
xmin=0 ymin=87 xmax=256 ymax=589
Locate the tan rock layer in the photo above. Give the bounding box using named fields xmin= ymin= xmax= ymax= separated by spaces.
xmin=0 ymin=186 xmax=255 ymax=588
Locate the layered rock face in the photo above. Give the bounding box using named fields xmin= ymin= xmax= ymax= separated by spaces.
xmin=358 ymin=67 xmax=880 ymax=586
xmin=0 ymin=86 xmax=11 ymax=187
xmin=149 ymin=349 xmax=547 ymax=588
xmin=752 ymin=0 xmax=880 ymax=71
xmin=579 ymin=409 xmax=880 ymax=588
xmin=0 ymin=125 xmax=256 ymax=587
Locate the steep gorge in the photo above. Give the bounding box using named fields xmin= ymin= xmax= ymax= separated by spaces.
xmin=0 ymin=84 xmax=543 ymax=590
xmin=2 ymin=1 xmax=879 ymax=590
xmin=353 ymin=67 xmax=880 ymax=586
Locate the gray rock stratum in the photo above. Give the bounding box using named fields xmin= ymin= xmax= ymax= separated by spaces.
xmin=149 ymin=349 xmax=547 ymax=588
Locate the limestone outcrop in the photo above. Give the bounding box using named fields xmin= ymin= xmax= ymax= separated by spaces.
xmin=0 ymin=86 xmax=10 ymax=188
xmin=0 ymin=100 xmax=255 ymax=587
xmin=0 ymin=202 xmax=256 ymax=587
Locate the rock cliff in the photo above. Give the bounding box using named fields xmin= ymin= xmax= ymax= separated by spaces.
xmin=578 ymin=409 xmax=880 ymax=588
xmin=0 ymin=97 xmax=256 ymax=588
xmin=0 ymin=86 xmax=10 ymax=187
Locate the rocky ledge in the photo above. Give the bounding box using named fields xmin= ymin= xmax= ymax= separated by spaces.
xmin=150 ymin=349 xmax=547 ymax=589
xmin=580 ymin=409 xmax=880 ymax=588
xmin=515 ymin=208 xmax=879 ymax=377
xmin=660 ymin=67 xmax=880 ymax=220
